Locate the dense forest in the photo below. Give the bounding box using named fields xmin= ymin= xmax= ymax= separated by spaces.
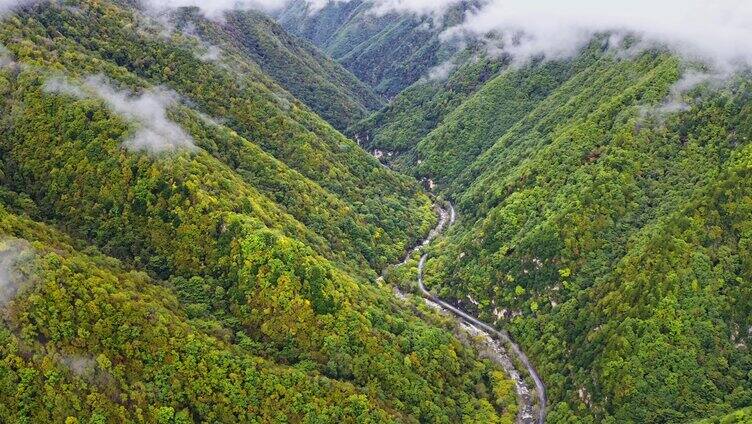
xmin=169 ymin=6 xmax=384 ymax=131
xmin=696 ymin=407 xmax=752 ymax=424
xmin=359 ymin=28 xmax=752 ymax=423
xmin=2 ymin=0 xmax=752 ymax=423
xmin=0 ymin=0 xmax=519 ymax=422
xmin=277 ymin=0 xmax=474 ymax=98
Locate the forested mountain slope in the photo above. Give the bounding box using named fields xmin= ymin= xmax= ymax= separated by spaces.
xmin=0 ymin=0 xmax=519 ymax=422
xmin=169 ymin=6 xmax=384 ymax=131
xmin=356 ymin=42 xmax=605 ymax=179
xmin=277 ymin=0 xmax=471 ymax=98
xmin=696 ymin=407 xmax=752 ymax=424
xmin=351 ymin=50 xmax=506 ymax=165
xmin=360 ymin=37 xmax=752 ymax=422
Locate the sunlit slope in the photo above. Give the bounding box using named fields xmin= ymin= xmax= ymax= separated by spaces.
xmin=362 ymin=39 xmax=752 ymax=421
xmin=0 ymin=0 xmax=522 ymax=422
xmin=1 ymin=0 xmax=438 ymax=275
xmin=428 ymin=54 xmax=752 ymax=421
xmin=0 ymin=205 xmax=401 ymax=423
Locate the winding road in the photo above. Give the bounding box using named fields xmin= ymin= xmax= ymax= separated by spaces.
xmin=399 ymin=202 xmax=547 ymax=424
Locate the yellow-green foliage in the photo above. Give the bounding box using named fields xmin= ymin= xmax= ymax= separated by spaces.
xmin=0 ymin=0 xmax=518 ymax=422
xmin=378 ymin=35 xmax=752 ymax=422
xmin=696 ymin=407 xmax=752 ymax=424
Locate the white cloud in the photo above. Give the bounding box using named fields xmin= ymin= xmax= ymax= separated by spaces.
xmin=60 ymin=355 xmax=98 ymax=377
xmin=366 ymin=0 xmax=459 ymax=17
xmin=44 ymin=75 xmax=196 ymax=153
xmin=0 ymin=0 xmax=35 ymax=14
xmin=0 ymin=239 xmax=33 ymax=310
xmin=198 ymin=45 xmax=222 ymax=62
xmin=432 ymin=0 xmax=752 ymax=111
xmin=641 ymin=68 xmax=729 ymax=117
xmin=423 ymin=58 xmax=458 ymax=82
xmin=144 ymin=0 xmax=752 ymax=73
xmin=298 ymin=0 xmax=462 ymax=16
xmin=141 ymin=0 xmax=291 ymax=16
xmin=0 ymin=44 xmax=13 ymax=68
xmin=449 ymin=0 xmax=752 ymax=71
xmin=140 ymin=0 xmax=458 ymax=17
xmin=43 ymin=75 xmax=86 ymax=98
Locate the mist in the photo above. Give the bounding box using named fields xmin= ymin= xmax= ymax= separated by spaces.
xmin=445 ymin=0 xmax=752 ymax=71
xmin=653 ymin=69 xmax=729 ymax=114
xmin=0 ymin=44 xmax=12 ymax=68
xmin=141 ymin=0 xmax=290 ymax=16
xmin=139 ymin=0 xmax=461 ymax=17
xmin=365 ymin=0 xmax=459 ymax=17
xmin=141 ymin=0 xmax=752 ymax=72
xmin=43 ymin=75 xmax=86 ymax=98
xmin=44 ymin=75 xmax=196 ymax=153
xmin=0 ymin=239 xmax=33 ymax=310
xmin=0 ymin=0 xmax=35 ymax=14
xmin=61 ymin=355 xmax=98 ymax=377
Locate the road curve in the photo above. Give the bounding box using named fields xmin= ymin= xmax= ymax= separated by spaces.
xmin=415 ymin=203 xmax=547 ymax=424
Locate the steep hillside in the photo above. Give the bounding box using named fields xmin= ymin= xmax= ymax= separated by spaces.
xmin=351 ymin=51 xmax=506 ymax=166
xmin=277 ymin=0 xmax=471 ymax=97
xmin=355 ymin=41 xmax=609 ymax=178
xmin=0 ymin=0 xmax=519 ymax=422
xmin=0 ymin=201 xmax=516 ymax=423
xmin=362 ymin=40 xmax=752 ymax=422
xmin=4 ymin=0 xmax=748 ymax=422
xmin=170 ymin=6 xmax=384 ymax=131
xmin=10 ymin=0 xmax=431 ymax=276
xmin=0 ymin=207 xmax=400 ymax=423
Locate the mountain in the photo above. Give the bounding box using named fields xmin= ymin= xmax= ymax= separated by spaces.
xmin=0 ymin=0 xmax=519 ymax=422
xmin=277 ymin=0 xmax=471 ymax=98
xmin=4 ymin=0 xmax=752 ymax=423
xmin=351 ymin=50 xmax=509 ymax=171
xmin=359 ymin=36 xmax=752 ymax=422
xmin=169 ymin=6 xmax=384 ymax=131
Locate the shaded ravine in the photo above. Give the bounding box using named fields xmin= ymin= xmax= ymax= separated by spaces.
xmin=394 ymin=202 xmax=547 ymax=424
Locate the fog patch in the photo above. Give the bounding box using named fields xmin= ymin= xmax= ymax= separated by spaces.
xmin=141 ymin=0 xmax=289 ymax=18
xmin=44 ymin=74 xmax=196 ymax=154
xmin=139 ymin=0 xmax=461 ymax=18
xmin=0 ymin=44 xmax=14 ymax=68
xmin=198 ymin=44 xmax=222 ymax=62
xmin=176 ymin=21 xmax=224 ymax=62
xmin=0 ymin=238 xmax=35 ymax=310
xmin=656 ymin=69 xmax=729 ymax=114
xmin=86 ymin=76 xmax=196 ymax=153
xmin=366 ymin=0 xmax=459 ymax=18
xmin=0 ymin=0 xmax=37 ymax=15
xmin=447 ymin=1 xmax=752 ymax=72
xmin=423 ymin=59 xmax=458 ymax=82
xmin=58 ymin=353 xmax=120 ymax=400
xmin=43 ymin=75 xmax=87 ymax=98
xmin=637 ymin=68 xmax=730 ymax=121
xmin=196 ymin=110 xmax=226 ymax=127
xmin=60 ymin=354 xmax=98 ymax=377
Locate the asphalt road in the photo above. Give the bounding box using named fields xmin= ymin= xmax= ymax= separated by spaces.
xmin=415 ymin=203 xmax=547 ymax=424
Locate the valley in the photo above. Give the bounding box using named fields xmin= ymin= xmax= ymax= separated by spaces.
xmin=412 ymin=202 xmax=547 ymax=424
xmin=1 ymin=0 xmax=752 ymax=423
